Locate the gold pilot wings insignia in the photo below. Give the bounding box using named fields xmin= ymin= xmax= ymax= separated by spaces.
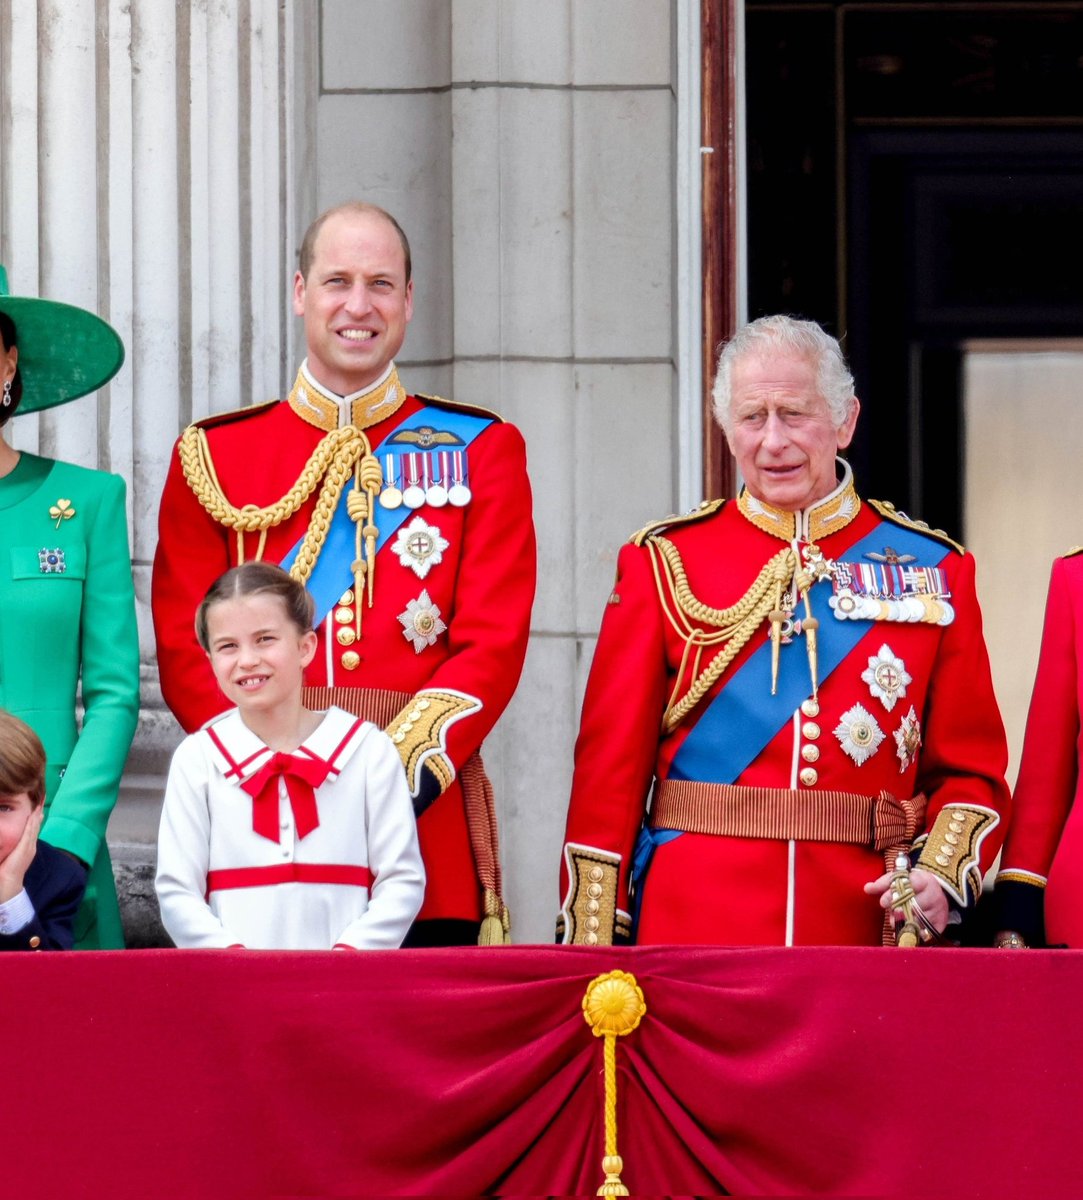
xmin=387 ymin=425 xmax=464 ymax=448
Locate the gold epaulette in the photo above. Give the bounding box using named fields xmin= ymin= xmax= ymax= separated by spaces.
xmin=630 ymin=498 xmax=726 ymax=548
xmin=1064 ymin=545 xmax=1083 ymax=558
xmin=414 ymin=392 xmax=506 ymax=423
xmin=186 ymin=398 xmax=280 ymax=433
xmin=867 ymin=498 xmax=964 ymax=555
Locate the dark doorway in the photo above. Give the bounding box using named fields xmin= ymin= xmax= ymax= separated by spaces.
xmin=745 ymin=1 xmax=1083 ymax=536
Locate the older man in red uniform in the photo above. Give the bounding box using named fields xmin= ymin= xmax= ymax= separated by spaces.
xmin=153 ymin=202 xmax=535 ymax=946
xmin=559 ymin=315 xmax=1008 ymax=947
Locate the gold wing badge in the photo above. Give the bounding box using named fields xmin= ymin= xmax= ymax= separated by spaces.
xmin=387 ymin=426 xmax=464 ymax=449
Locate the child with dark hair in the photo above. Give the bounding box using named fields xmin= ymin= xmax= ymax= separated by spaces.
xmin=155 ymin=562 xmax=424 ymax=949
xmin=0 ymin=709 xmax=87 ymax=950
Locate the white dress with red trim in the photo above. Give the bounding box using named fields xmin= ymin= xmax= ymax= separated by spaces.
xmin=155 ymin=706 xmax=425 ymax=950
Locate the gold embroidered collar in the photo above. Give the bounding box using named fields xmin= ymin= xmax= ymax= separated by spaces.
xmin=737 ymin=458 xmax=861 ymax=543
xmin=287 ymin=362 xmax=406 ymax=432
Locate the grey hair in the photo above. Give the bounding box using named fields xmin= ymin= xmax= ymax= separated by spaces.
xmin=711 ymin=315 xmax=856 ymax=434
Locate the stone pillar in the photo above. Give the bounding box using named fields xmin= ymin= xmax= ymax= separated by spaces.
xmin=0 ymin=0 xmax=292 ymax=945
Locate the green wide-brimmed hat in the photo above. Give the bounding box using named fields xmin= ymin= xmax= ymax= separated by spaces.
xmin=0 ymin=265 xmax=125 ymax=415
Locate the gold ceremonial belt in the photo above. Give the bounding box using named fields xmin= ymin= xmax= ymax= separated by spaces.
xmin=649 ymin=779 xmax=927 ymax=851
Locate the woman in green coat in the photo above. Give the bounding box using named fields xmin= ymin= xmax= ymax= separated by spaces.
xmin=0 ymin=268 xmax=139 ymax=948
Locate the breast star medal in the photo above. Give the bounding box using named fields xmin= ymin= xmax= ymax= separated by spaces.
xmin=398 ymin=589 xmax=448 ymax=653
xmin=834 ymin=703 xmax=884 ymax=766
xmin=391 ymin=517 xmax=449 ymax=580
xmin=894 ymin=706 xmax=922 ymax=773
xmin=861 ymin=644 xmax=911 ymax=712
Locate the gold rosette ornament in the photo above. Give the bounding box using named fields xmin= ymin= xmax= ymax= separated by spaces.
xmin=582 ymin=970 xmax=647 ymax=1197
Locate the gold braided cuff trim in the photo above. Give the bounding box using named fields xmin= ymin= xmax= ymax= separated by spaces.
xmin=386 ymin=688 xmax=482 ymax=799
xmin=916 ymin=804 xmax=1000 ymax=906
xmin=559 ymin=844 xmax=630 ymax=946
xmin=996 ymin=868 xmax=1047 ymax=888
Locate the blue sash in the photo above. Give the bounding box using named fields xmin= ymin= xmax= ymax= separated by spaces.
xmin=280 ymin=406 xmax=493 ymax=624
xmin=670 ymin=520 xmax=951 ymax=784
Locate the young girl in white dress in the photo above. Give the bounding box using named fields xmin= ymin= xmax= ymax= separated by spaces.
xmin=155 ymin=562 xmax=424 ymax=949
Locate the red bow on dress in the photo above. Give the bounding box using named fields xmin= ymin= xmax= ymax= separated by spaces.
xmin=241 ymin=752 xmax=332 ymax=843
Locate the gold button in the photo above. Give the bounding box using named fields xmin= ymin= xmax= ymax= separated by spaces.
xmin=29 ymin=936 xmax=41 ymax=948
xmin=945 ymin=832 xmax=960 ymax=845
xmin=399 ymin=721 xmax=413 ymax=734
xmin=409 ymin=709 xmax=422 ymax=721
xmin=340 ymin=650 xmax=360 ymax=670
xmin=588 ymin=866 xmax=604 ymax=882
xmin=801 ymin=698 xmax=820 ymax=718
xmin=799 ymin=766 xmax=818 ymax=787
xmin=417 ymin=698 xmax=431 ymax=710
xmin=334 ymin=606 xmax=353 ymax=625
xmin=935 ymin=854 xmax=950 ymax=866
xmin=802 ymin=721 xmax=820 ymax=740
xmin=336 ymin=627 xmax=357 ymax=646
xmin=339 ymin=589 xmax=355 ymax=606
xmin=949 ymin=820 xmax=965 ymax=834
xmin=585 ymin=932 xmax=599 ymax=945
xmin=586 ymin=900 xmax=600 ymax=915
xmin=585 ymin=916 xmax=600 ymax=932
xmin=392 ymin=732 xmax=405 ymax=744
xmin=587 ymin=883 xmax=603 ymax=898
xmin=939 ymin=844 xmax=954 ymax=857
xmin=801 ymin=744 xmax=820 ymax=763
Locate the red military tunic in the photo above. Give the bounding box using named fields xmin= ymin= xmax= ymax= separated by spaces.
xmin=994 ymin=550 xmax=1083 ymax=946
xmin=152 ymin=364 xmax=536 ymax=926
xmin=559 ymin=465 xmax=1009 ymax=946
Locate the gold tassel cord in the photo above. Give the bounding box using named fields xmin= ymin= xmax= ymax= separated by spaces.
xmin=582 ymin=971 xmax=647 ymax=1197
xmin=645 ymin=537 xmax=799 ymax=731
xmin=180 ymin=422 xmax=379 ymax=588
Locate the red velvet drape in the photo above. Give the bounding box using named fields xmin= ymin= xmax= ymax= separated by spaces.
xmin=12 ymin=946 xmax=1080 ymax=1196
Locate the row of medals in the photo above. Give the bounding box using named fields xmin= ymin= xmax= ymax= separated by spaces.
xmin=830 ymin=560 xmax=955 ymax=626
xmin=377 ymin=452 xmax=471 ymax=511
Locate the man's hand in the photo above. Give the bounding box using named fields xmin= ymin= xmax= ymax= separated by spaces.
xmin=0 ymin=805 xmax=43 ymax=904
xmin=864 ymin=866 xmax=950 ymax=935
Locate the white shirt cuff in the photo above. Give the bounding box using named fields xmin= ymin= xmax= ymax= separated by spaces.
xmin=0 ymin=888 xmax=34 ymax=934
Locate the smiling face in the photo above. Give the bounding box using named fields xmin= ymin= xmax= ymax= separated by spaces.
xmin=292 ymin=208 xmax=414 ymax=396
xmin=725 ymin=349 xmax=859 ymax=512
xmin=204 ymin=592 xmax=317 ymax=719
xmin=0 ymin=791 xmax=35 ymax=865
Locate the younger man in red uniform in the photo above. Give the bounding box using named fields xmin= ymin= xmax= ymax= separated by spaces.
xmin=153 ymin=203 xmax=535 ymax=945
xmin=559 ymin=315 xmax=1008 ymax=947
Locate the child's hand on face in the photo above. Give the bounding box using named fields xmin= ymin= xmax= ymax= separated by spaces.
xmin=0 ymin=805 xmax=42 ymax=904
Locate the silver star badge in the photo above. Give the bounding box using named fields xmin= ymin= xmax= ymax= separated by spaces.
xmin=397 ymin=589 xmax=448 ymax=653
xmin=861 ymin=644 xmax=911 ymax=712
xmin=391 ymin=517 xmax=449 ymax=580
xmin=834 ymin=703 xmax=885 ymax=766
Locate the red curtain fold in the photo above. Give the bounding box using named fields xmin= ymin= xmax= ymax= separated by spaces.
xmin=10 ymin=945 xmax=1081 ymax=1196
